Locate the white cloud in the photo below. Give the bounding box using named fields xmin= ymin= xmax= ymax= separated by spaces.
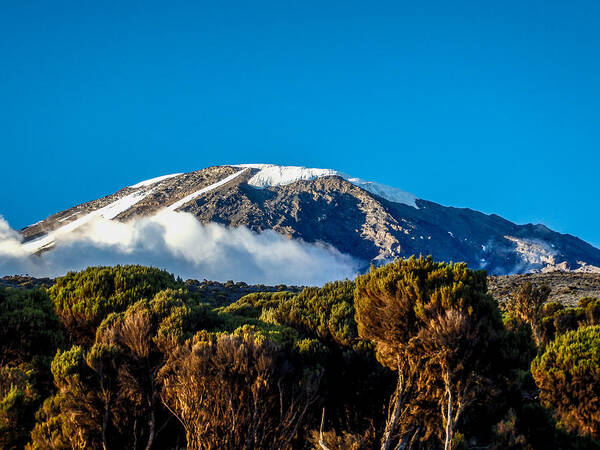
xmin=0 ymin=212 xmax=359 ymax=285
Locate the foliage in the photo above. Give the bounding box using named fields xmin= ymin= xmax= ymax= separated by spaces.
xmin=501 ymin=314 xmax=538 ymax=371
xmin=222 ymin=291 xmax=297 ymax=318
xmin=532 ymin=325 xmax=600 ymax=439
xmin=225 ymin=281 xmax=359 ymax=348
xmin=538 ymin=297 xmax=600 ymax=345
xmin=0 ymin=287 xmax=63 ymax=448
xmin=0 ymin=287 xmax=63 ymax=364
xmin=0 ymin=364 xmax=40 ymax=449
xmin=29 ymin=288 xmax=218 ymax=450
xmin=260 ymin=281 xmax=393 ymax=436
xmin=159 ymin=330 xmax=320 ymax=449
xmin=271 ymin=280 xmax=358 ymax=347
xmin=492 ymin=409 xmax=530 ymax=449
xmin=28 ymin=345 xmax=103 ymax=449
xmin=355 ymin=256 xmax=508 ymax=449
xmin=308 ymin=426 xmax=375 ymax=450
xmin=49 ymin=265 xmax=183 ymax=345
xmin=506 ymin=281 xmax=551 ymax=347
xmin=0 ymin=263 xmax=596 ymax=448
xmin=222 ymin=283 xmax=392 ymax=438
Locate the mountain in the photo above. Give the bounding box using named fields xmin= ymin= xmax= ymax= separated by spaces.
xmin=20 ymin=164 xmax=600 ymax=275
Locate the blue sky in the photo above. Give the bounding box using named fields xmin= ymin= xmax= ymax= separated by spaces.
xmin=1 ymin=0 xmax=599 ymax=248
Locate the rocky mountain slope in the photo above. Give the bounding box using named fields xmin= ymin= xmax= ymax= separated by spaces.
xmin=488 ymin=272 xmax=600 ymax=306
xmin=20 ymin=164 xmax=600 ymax=275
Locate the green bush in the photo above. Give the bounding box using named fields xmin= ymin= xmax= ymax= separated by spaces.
xmin=272 ymin=280 xmax=357 ymax=347
xmin=532 ymin=325 xmax=600 ymax=439
xmin=0 ymin=287 xmax=63 ymax=363
xmin=49 ymin=265 xmax=183 ymax=344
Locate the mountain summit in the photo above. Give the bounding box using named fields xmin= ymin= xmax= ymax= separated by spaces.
xmin=21 ymin=164 xmax=600 ymax=275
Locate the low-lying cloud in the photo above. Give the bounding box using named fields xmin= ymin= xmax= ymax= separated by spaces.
xmin=0 ymin=211 xmax=360 ymax=285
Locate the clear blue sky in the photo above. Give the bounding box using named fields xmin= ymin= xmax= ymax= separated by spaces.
xmin=1 ymin=0 xmax=599 ymax=248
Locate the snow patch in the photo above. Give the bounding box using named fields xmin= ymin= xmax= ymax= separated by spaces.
xmin=233 ymin=164 xmax=418 ymax=208
xmin=167 ymin=168 xmax=249 ymax=211
xmin=23 ymin=189 xmax=155 ymax=253
xmin=504 ymin=236 xmax=558 ymax=267
xmin=130 ymin=173 xmax=182 ymax=188
xmin=22 ymin=168 xmax=251 ymax=253
xmin=236 ymin=164 xmax=339 ymax=186
xmin=574 ymin=262 xmax=600 ymax=273
xmin=232 ymin=163 xmax=273 ymax=169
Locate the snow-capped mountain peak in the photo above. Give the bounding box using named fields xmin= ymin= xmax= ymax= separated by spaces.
xmin=233 ymin=164 xmax=419 ymax=208
xmin=17 ymin=164 xmax=600 ymax=275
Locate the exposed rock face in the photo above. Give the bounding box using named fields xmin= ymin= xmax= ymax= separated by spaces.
xmin=21 ymin=164 xmax=600 ymax=275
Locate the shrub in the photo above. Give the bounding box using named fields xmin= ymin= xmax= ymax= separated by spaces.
xmin=49 ymin=265 xmax=182 ymax=344
xmin=532 ymin=325 xmax=600 ymax=438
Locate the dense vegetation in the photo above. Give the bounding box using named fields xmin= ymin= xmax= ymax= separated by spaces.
xmin=1 ymin=260 xmax=599 ymax=449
